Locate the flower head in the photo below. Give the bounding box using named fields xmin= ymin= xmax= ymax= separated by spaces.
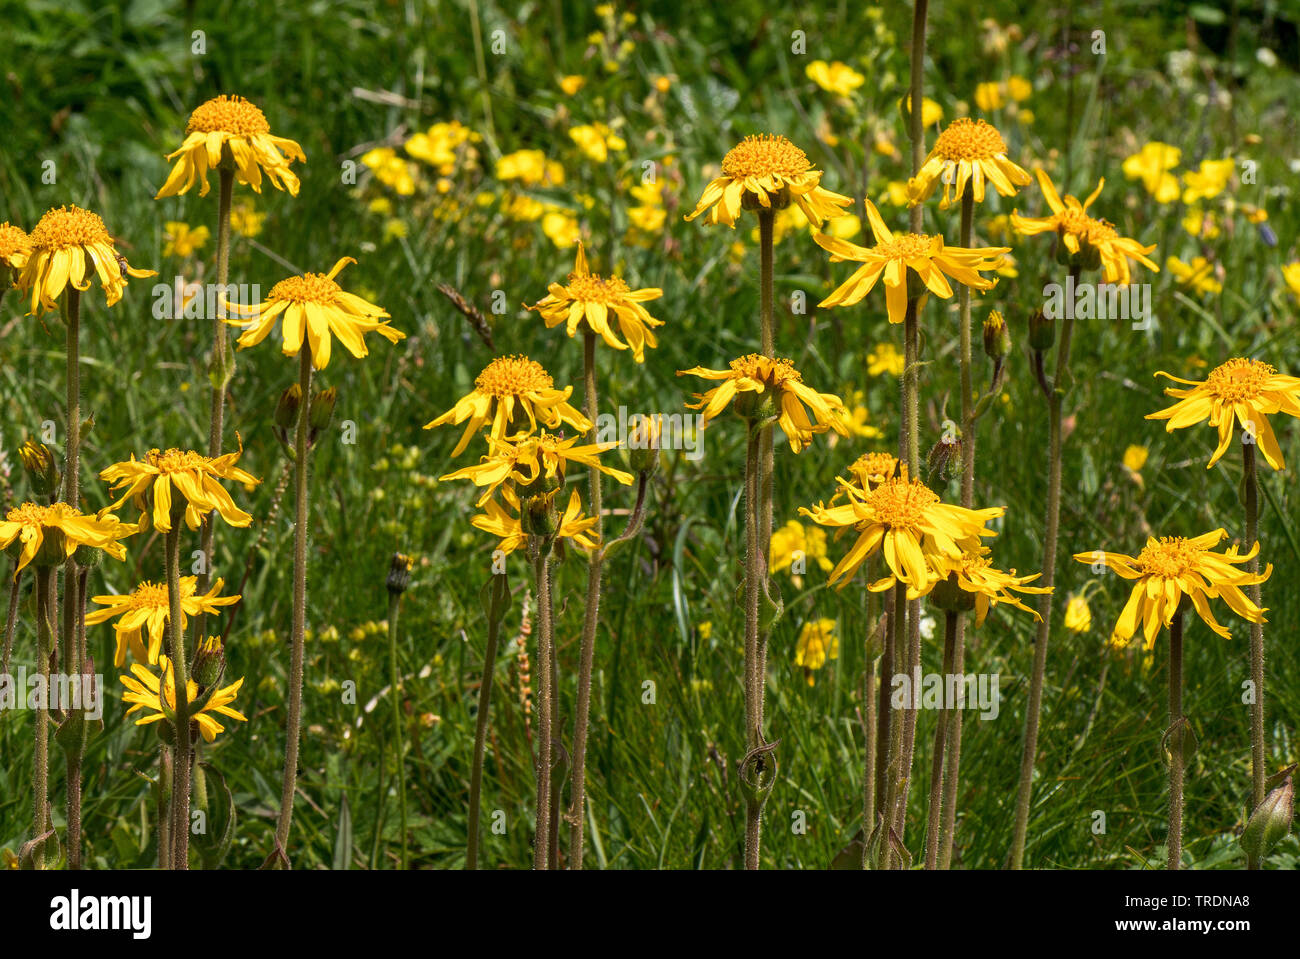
xmin=806 ymin=61 xmax=864 ymax=97
xmin=845 ymin=451 xmax=900 ymax=491
xmin=1166 ymin=255 xmax=1221 ymax=295
xmin=1121 ymin=142 xmax=1182 ymax=204
xmin=526 ymin=244 xmax=664 ymax=362
xmin=816 ymin=199 xmax=1009 ymax=323
xmin=1011 ymin=169 xmax=1158 ymax=284
xmin=795 ymin=618 xmax=839 ymax=685
xmin=770 ymin=520 xmax=833 ymax=587
xmin=929 ymin=551 xmax=1050 ymax=626
xmin=15 ymin=206 xmax=155 ymax=315
xmin=100 ymin=443 xmax=260 ymax=532
xmin=424 ymin=355 xmax=591 ymax=456
xmin=156 ymin=94 xmax=305 ymax=198
xmin=685 ymin=134 xmax=852 ymax=228
xmin=678 ymin=354 xmax=849 ymax=452
xmin=0 ymin=502 xmax=137 ymax=575
xmin=911 ymin=118 xmax=1032 ymax=210
xmin=227 ymin=256 xmax=404 ymax=369
xmin=120 ymin=655 xmax=247 ymax=742
xmin=800 ymin=473 xmax=1003 ymax=598
xmin=1146 ymin=358 xmax=1300 ymax=470
xmin=1075 ymin=530 xmax=1270 ymax=649
xmin=1064 ymin=593 xmax=1092 ymax=633
xmin=0 ymin=222 xmax=31 ymax=270
xmin=440 ymin=431 xmax=633 ymax=506
xmin=472 ymin=486 xmax=600 ymax=553
xmin=87 ymin=577 xmax=239 ymax=667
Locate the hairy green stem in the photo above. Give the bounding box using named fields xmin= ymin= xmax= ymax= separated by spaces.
xmin=33 ymin=567 xmax=53 ymax=869
xmin=939 ymin=606 xmax=968 ymax=869
xmin=532 ymin=548 xmax=554 ymax=870
xmin=757 ymin=209 xmax=775 ymax=732
xmin=742 ymin=425 xmax=763 ymax=869
xmin=1167 ymin=610 xmax=1185 ymax=870
xmin=924 ymin=611 xmax=958 ymax=869
xmin=1243 ymin=441 xmax=1265 ymax=822
xmin=386 ymin=590 xmax=408 ymax=868
xmin=165 ymin=525 xmax=192 ymax=869
xmin=467 ymin=572 xmax=508 ymax=870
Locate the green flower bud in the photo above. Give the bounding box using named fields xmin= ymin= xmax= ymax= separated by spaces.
xmin=983 ymin=310 xmax=1010 ymax=361
xmin=386 ymin=552 xmax=414 ymax=595
xmin=1028 ymin=308 xmax=1055 ymax=352
xmin=19 ymin=440 xmax=60 ymax=498
xmin=1241 ymin=777 xmax=1293 ymax=867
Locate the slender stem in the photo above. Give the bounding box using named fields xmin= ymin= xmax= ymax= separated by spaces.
xmin=64 ymin=288 xmax=81 ymax=507
xmin=1167 ymin=610 xmax=1185 ymax=870
xmin=195 ymin=167 xmax=235 ymax=639
xmin=386 ymin=590 xmax=408 ymax=868
xmin=894 ymin=595 xmax=922 ymax=843
xmin=65 ymin=566 xmax=89 ymax=870
xmin=569 ymin=331 xmax=603 ymax=870
xmin=879 ymin=585 xmax=906 ymax=869
xmin=939 ymin=609 xmax=968 ymax=869
xmin=2 ymin=566 xmax=19 ymax=684
xmin=467 ymin=573 xmax=507 ymax=870
xmin=924 ymin=611 xmax=958 ymax=869
xmin=742 ymin=426 xmax=763 ymax=869
xmin=165 ymin=525 xmax=191 ymax=869
xmin=545 ymin=559 xmax=560 ymax=869
xmin=157 ymin=746 xmax=173 ymax=870
xmin=532 ymin=548 xmax=554 ymax=870
xmin=33 ymin=567 xmax=53 ymax=869
xmin=756 ymin=209 xmax=776 ymax=733
xmin=908 ymin=0 xmax=929 ymax=235
xmin=861 ymin=569 xmax=879 ymax=856
xmin=1243 ymin=441 xmax=1265 ymax=818
xmin=1010 ymin=266 xmax=1080 ymax=869
xmin=957 ymin=190 xmax=976 ymax=506
xmin=274 ymin=346 xmax=314 ymax=862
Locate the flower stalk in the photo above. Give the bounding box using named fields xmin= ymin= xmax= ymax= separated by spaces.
xmin=1167 ymin=609 xmax=1186 ymax=870
xmin=165 ymin=524 xmax=193 ymax=868
xmin=924 ymin=610 xmax=959 ymax=868
xmin=1243 ymin=441 xmax=1266 ymax=822
xmin=386 ymin=557 xmax=411 ymax=869
xmin=532 ymin=545 xmax=554 ymax=870
xmin=32 ymin=567 xmax=54 ymax=869
xmin=468 ymin=570 xmax=509 ymax=870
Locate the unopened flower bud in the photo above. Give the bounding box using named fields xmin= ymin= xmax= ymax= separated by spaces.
xmin=275 ymin=384 xmax=302 ymax=430
xmin=929 ymin=571 xmax=977 ymax=613
xmin=310 ymin=387 xmax=338 ymax=434
xmin=521 ymin=490 xmax=559 ymax=538
xmin=1028 ymin=308 xmax=1055 ymax=351
xmin=628 ymin=415 xmax=661 ymax=475
xmin=927 ymin=433 xmax=963 ymax=483
xmin=192 ymin=636 xmax=226 ymax=688
xmin=983 ymin=310 xmax=1010 ymax=361
xmin=386 ymin=552 xmax=414 ymax=595
xmin=1240 ymin=776 xmax=1294 ymax=867
xmin=19 ymin=440 xmax=60 ymax=497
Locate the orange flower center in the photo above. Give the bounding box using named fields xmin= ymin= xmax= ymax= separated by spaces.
xmin=186 ymin=95 xmax=271 ymax=136
xmin=269 ymin=273 xmax=341 ymax=304
xmin=728 ymin=353 xmax=803 ymax=387
xmin=876 ymin=232 xmax=939 ymax=260
xmin=475 ymin=355 xmax=554 ymax=396
xmin=1135 ymin=537 xmax=1201 ymax=579
xmin=148 ymin=449 xmax=210 ymax=473
xmin=29 ymin=206 xmax=111 ymax=251
xmin=721 ymin=134 xmax=812 ymax=180
xmin=933 ymin=118 xmax=1009 ymax=161
xmin=1055 ymin=208 xmax=1116 ymax=244
xmin=851 ymin=452 xmax=899 ymax=484
xmin=0 ymin=223 xmax=31 ymax=261
xmin=124 ymin=581 xmax=170 ymax=611
xmin=866 ymin=477 xmax=939 ymax=531
xmin=565 ymin=272 xmax=630 ymax=303
xmin=1206 ymin=357 xmax=1273 ymax=402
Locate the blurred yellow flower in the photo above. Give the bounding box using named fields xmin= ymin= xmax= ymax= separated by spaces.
xmin=560 ymin=75 xmax=585 ymax=96
xmin=361 ymin=147 xmax=416 ymax=196
xmin=1181 ymin=205 xmax=1219 ymax=239
xmin=973 ymin=82 xmax=1004 ymax=111
xmin=229 ymin=201 xmax=265 ymax=237
xmin=405 ymin=120 xmax=476 ymax=174
xmin=1006 ymin=75 xmax=1033 ymax=101
xmin=542 ymin=210 xmax=581 ymax=248
xmin=795 ymin=618 xmax=839 ymax=684
xmin=1121 ymin=142 xmax=1181 ymax=204
xmin=900 ymin=95 xmax=943 ymax=127
xmin=1122 ymin=444 xmax=1149 ymax=473
xmin=806 ymin=60 xmax=865 ymax=97
xmin=1064 ymin=594 xmax=1092 ymax=633
xmin=1181 ymin=157 xmax=1234 ymax=204
xmin=0 ymin=222 xmax=31 ymax=270
xmin=569 ymin=123 xmax=626 ymax=163
xmin=867 ymin=342 xmax=905 ymax=377
xmin=497 ymin=149 xmax=565 ymax=187
xmin=1166 ymin=255 xmax=1221 ymax=295
xmin=1282 ymin=262 xmax=1300 ymax=301
xmin=770 ymin=520 xmax=833 ymax=587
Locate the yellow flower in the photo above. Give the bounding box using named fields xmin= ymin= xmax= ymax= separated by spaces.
xmin=929 ymin=551 xmax=1050 ymax=626
xmin=156 ymin=94 xmax=305 ymax=198
xmin=1146 ymin=358 xmax=1300 ymax=470
xmin=685 ymin=134 xmax=852 ymax=228
xmin=1006 ymin=75 xmax=1033 ymax=101
xmin=770 ymin=520 xmax=833 ymax=587
xmin=816 ymin=199 xmax=1009 ymax=324
xmin=15 ymin=206 xmax=155 ymax=315
xmin=361 ymin=147 xmax=417 ymax=195
xmin=1123 ymin=444 xmax=1149 ymax=474
xmin=1121 ymin=142 xmax=1182 ymax=204
xmin=404 ymin=120 xmax=476 ymax=172
xmin=799 ymin=473 xmax=1003 ymax=597
xmin=697 ymin=621 xmax=712 ymax=640
xmin=1011 ymin=169 xmax=1158 ymax=285
xmin=806 ymin=60 xmax=865 ymax=97
xmin=229 ymin=201 xmax=265 ymax=237
xmin=569 ymin=123 xmax=626 ymax=162
xmin=1283 ymin=262 xmax=1300 ymax=302
xmin=440 ymin=431 xmax=633 ymax=506
xmin=867 ymin=342 xmax=905 ymax=377
xmin=911 ymin=118 xmax=1032 ymax=210
xmin=472 ymin=486 xmax=599 ymax=553
xmin=162 ymin=222 xmax=210 ymax=257
xmin=541 ymin=210 xmax=581 ymax=249
xmin=424 ymin=354 xmax=591 ymax=456
xmin=1182 ymin=205 xmax=1219 ymax=240
xmin=228 ymin=256 xmax=403 ymax=369
xmin=496 ymin=150 xmax=564 ymax=187
xmin=1064 ymin=593 xmax=1092 ymax=633
xmin=842 ymin=404 xmax=883 ymax=439
xmin=627 ymin=204 xmax=666 ymax=233
xmin=120 ymin=655 xmax=247 ymax=742
xmin=678 ymin=354 xmax=849 ymax=453
xmin=1181 ymin=157 xmax=1234 ymax=204
xmin=973 ymin=82 xmax=1004 ymax=111
xmin=0 ymin=502 xmax=136 ymax=575
xmin=1166 ymin=255 xmax=1221 ymax=295
xmin=560 ymin=75 xmax=586 ymax=96
xmin=87 ymin=577 xmax=239 ymax=667
xmin=845 ymin=451 xmax=899 ymax=490
xmin=795 ymin=618 xmax=839 ymax=684
xmin=526 ymin=242 xmax=664 ymax=362
xmin=899 ymin=95 xmax=943 ymax=127
xmin=101 ymin=444 xmax=260 ymax=533
xmin=0 ymin=222 xmax=31 ymax=270
xmin=1074 ymin=530 xmax=1270 ymax=649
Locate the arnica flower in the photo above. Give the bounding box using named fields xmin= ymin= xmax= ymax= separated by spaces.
xmin=227 ymin=256 xmax=404 ymax=369
xmin=866 ymin=342 xmax=905 ymax=377
xmin=440 ymin=431 xmax=634 ymax=506
xmin=1146 ymin=358 xmax=1300 ymax=470
xmin=678 ymin=354 xmax=849 ymax=453
xmin=1166 ymin=255 xmax=1222 ymax=295
xmin=0 ymin=502 xmax=136 ymax=575
xmin=799 ymin=473 xmax=1003 ymax=598
xmin=1181 ymin=158 xmax=1235 ymax=205
xmin=806 ymin=60 xmax=865 ymax=97
xmin=816 ymin=199 xmax=1009 ymax=323
xmin=424 ymin=355 xmax=591 ymax=456
xmin=1011 ymin=170 xmax=1159 ymax=285
xmin=928 ymin=551 xmax=1050 ymax=626
xmin=0 ymin=222 xmax=31 ymax=271
xmin=1283 ymin=262 xmax=1300 ymax=303
xmin=795 ymin=618 xmax=839 ymax=686
xmin=155 ymin=94 xmax=305 ymax=199
xmin=909 ymin=118 xmax=1032 ymax=210
xmin=120 ymin=655 xmax=247 ymax=742
xmin=16 ymin=206 xmax=156 ymax=315
xmin=525 ymin=243 xmax=664 ymax=363
xmin=1074 ymin=530 xmax=1271 ymax=649
xmin=770 ymin=520 xmax=833 ymax=586
xmin=845 ymin=451 xmax=899 ymax=491
xmin=162 ymin=222 xmax=210 ymax=258
xmin=685 ymin=134 xmax=852 ymax=228
xmin=101 ymin=444 xmax=260 ymax=532
xmin=472 ymin=487 xmax=600 ymax=553
xmin=1065 ymin=593 xmax=1092 ymax=633
xmin=87 ymin=576 xmax=239 ymax=667
xmin=1120 ymin=142 xmax=1182 ymax=204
